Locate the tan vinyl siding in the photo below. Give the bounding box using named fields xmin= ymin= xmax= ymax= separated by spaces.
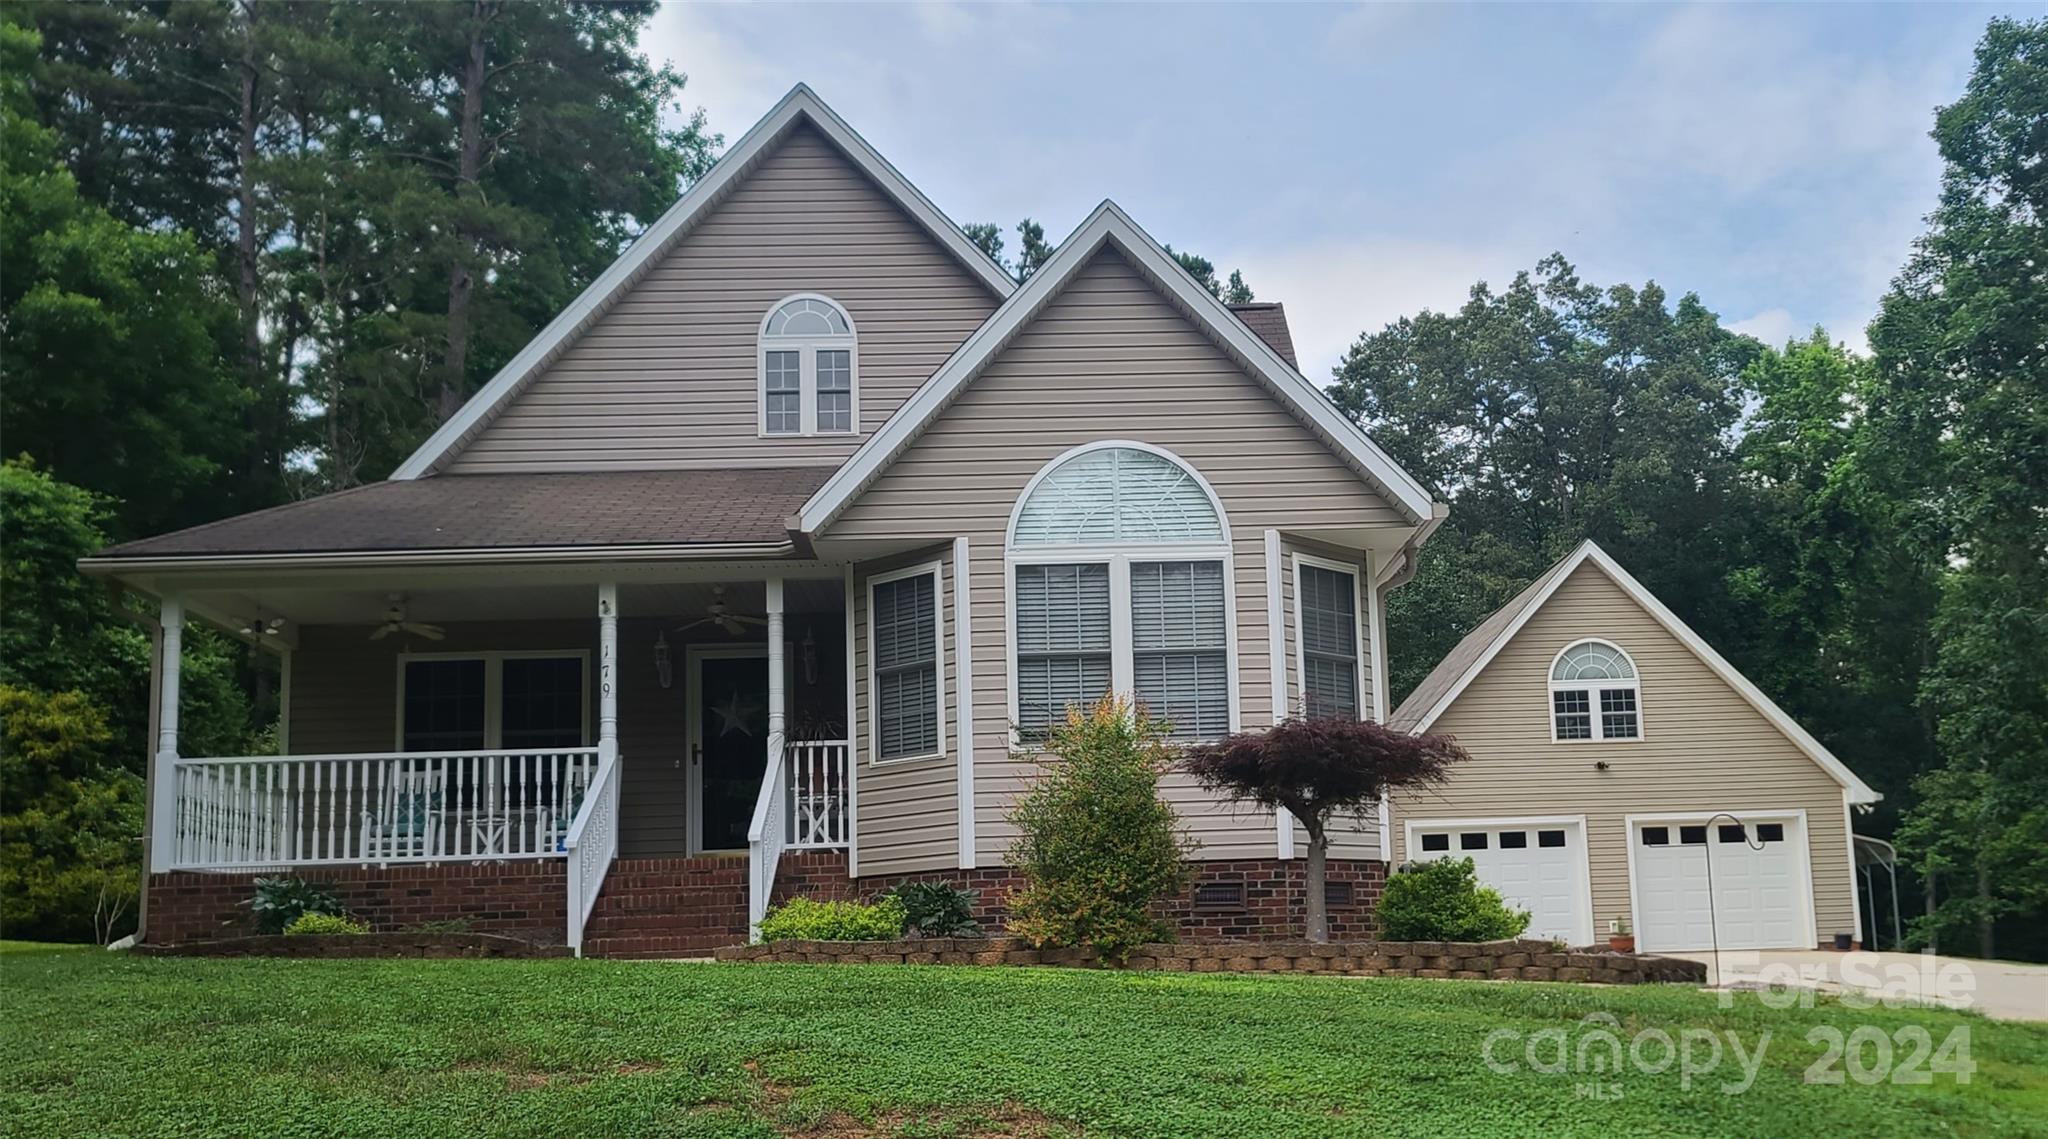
xmin=853 ymin=546 xmax=960 ymax=876
xmin=444 ymin=124 xmax=999 ymax=473
xmin=1281 ymin=536 xmax=1380 ymax=859
xmin=830 ymin=247 xmax=1407 ymax=867
xmin=1389 ymin=564 xmax=1856 ymax=945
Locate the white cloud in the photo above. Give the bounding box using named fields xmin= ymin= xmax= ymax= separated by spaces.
xmin=1224 ymin=238 xmax=1531 ymax=380
xmin=1728 ymin=308 xmax=1802 ymax=348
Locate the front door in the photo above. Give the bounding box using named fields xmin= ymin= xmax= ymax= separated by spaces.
xmin=689 ymin=649 xmax=769 ymax=853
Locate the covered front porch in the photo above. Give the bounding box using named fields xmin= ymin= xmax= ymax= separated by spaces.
xmin=134 ymin=567 xmax=854 ymax=952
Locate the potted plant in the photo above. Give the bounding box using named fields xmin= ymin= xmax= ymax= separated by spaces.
xmin=1607 ymin=916 xmax=1635 ymax=953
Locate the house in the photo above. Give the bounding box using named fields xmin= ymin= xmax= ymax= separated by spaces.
xmin=1385 ymin=541 xmax=1881 ymax=953
xmin=84 ymin=85 xmax=1444 ymax=955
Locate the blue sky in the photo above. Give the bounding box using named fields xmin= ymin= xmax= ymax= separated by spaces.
xmin=646 ymin=2 xmax=2027 ymax=376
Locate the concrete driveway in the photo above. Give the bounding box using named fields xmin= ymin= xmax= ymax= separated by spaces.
xmin=1671 ymin=949 xmax=2048 ymax=1022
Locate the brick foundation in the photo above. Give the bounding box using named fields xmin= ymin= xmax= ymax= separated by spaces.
xmin=713 ymin=936 xmax=1709 ymax=984
xmin=144 ymin=862 xmax=568 ymax=945
xmin=773 ymin=851 xmax=1388 ymax=942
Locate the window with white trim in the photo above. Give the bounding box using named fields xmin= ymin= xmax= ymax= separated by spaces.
xmin=1009 ymin=444 xmax=1234 ymax=742
xmin=869 ymin=564 xmax=943 ymax=762
xmin=759 ymin=295 xmax=857 ymax=436
xmin=399 ymin=653 xmax=587 ymax=752
xmin=1294 ymin=556 xmax=1362 ymax=719
xmin=1549 ymin=640 xmax=1640 ymax=741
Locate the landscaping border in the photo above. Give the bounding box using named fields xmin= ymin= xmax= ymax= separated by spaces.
xmin=136 ymin=931 xmax=570 ymax=958
xmin=712 ymin=936 xmax=1709 ymax=983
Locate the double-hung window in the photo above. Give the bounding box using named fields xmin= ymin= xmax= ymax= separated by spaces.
xmin=869 ymin=563 xmax=943 ymax=762
xmin=399 ymin=652 xmax=588 ymax=752
xmin=1549 ymin=639 xmax=1641 ymax=741
xmin=1009 ymin=444 xmax=1235 ymax=742
xmin=1293 ymin=554 xmax=1363 ymax=719
xmin=759 ymin=295 xmax=857 ymax=436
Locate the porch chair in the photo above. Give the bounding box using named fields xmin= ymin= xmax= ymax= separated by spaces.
xmin=544 ymin=765 xmax=596 ymax=853
xmin=362 ymin=766 xmax=446 ymax=862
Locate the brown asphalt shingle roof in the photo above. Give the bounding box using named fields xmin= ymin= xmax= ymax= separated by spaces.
xmin=1227 ymin=302 xmax=1299 ymax=368
xmin=94 ymin=468 xmax=830 ymax=559
xmin=1386 ymin=549 xmax=1582 ymax=731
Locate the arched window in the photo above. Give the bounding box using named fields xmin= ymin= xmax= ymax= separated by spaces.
xmin=1007 ymin=443 xmax=1234 ymax=742
xmin=1549 ymin=639 xmax=1640 ymax=741
xmin=759 ymin=294 xmax=856 ymax=436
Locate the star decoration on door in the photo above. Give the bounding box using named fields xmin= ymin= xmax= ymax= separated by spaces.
xmin=711 ymin=688 xmax=762 ymax=737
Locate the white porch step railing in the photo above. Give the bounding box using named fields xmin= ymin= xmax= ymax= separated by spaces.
xmin=747 ymin=739 xmax=850 ymax=935
xmin=564 ymin=746 xmax=621 ymax=955
xmin=167 ymin=747 xmax=601 ymax=869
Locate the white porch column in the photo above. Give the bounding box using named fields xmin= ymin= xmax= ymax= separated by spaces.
xmin=149 ymin=597 xmax=184 ymax=871
xmin=598 ymin=582 xmax=619 ymax=763
xmin=765 ymin=577 xmax=786 ymax=763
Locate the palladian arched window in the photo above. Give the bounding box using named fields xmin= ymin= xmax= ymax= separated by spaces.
xmin=1550 ymin=639 xmax=1640 ymax=741
xmin=759 ymin=294 xmax=856 ymax=436
xmin=1007 ymin=443 xmax=1234 ymax=742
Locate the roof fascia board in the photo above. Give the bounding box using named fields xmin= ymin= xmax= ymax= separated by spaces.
xmin=392 ymin=84 xmax=1013 ymax=481
xmin=799 ymin=201 xmax=1439 ymax=533
xmin=1405 ymin=540 xmax=1879 ymax=803
xmin=78 ymin=540 xmax=796 ymax=575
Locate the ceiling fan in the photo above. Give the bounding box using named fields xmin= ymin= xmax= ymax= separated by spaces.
xmin=673 ymin=585 xmax=768 ymax=637
xmin=369 ymin=594 xmax=445 ymax=641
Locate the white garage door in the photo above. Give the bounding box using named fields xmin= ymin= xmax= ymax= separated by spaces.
xmin=1632 ymin=816 xmax=1810 ymax=952
xmin=1408 ymin=819 xmax=1591 ymax=946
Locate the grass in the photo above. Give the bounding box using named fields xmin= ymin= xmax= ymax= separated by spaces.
xmin=3 ymin=947 xmax=2045 ymax=1138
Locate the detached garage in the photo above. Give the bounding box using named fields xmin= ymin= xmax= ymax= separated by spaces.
xmin=1386 ymin=542 xmax=1881 ymax=952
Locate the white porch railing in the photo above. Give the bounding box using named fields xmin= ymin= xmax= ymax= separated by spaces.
xmin=747 ymin=739 xmax=851 ymax=935
xmin=564 ymin=748 xmax=621 ymax=955
xmin=167 ymin=748 xmax=601 ymax=869
xmin=787 ymin=740 xmax=852 ymax=849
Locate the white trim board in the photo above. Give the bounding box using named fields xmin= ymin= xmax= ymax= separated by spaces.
xmin=798 ymin=200 xmax=1441 ymax=535
xmin=1397 ymin=540 xmax=1880 ymax=804
xmin=392 ymin=83 xmax=1014 ymax=480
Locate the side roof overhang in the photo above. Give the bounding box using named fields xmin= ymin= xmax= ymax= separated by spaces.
xmin=1390 ymin=539 xmax=1881 ymax=805
xmin=796 ymin=200 xmax=1444 ymax=535
xmin=391 ymin=83 xmax=1016 ymax=481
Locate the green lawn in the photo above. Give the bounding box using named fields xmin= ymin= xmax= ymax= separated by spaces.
xmin=3 ymin=947 xmax=2044 ymax=1138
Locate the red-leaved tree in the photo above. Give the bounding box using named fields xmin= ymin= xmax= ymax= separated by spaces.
xmin=1182 ymin=717 xmax=1468 ymax=941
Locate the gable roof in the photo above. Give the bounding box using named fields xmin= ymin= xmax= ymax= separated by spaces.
xmin=1228 ymin=302 xmax=1298 ymax=367
xmin=391 ymin=84 xmax=1016 ymax=481
xmin=1388 ymin=540 xmax=1880 ymax=804
xmin=797 ymin=201 xmax=1441 ymax=534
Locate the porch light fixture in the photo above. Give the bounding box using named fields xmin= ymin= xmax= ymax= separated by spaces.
xmin=654 ymin=630 xmax=673 ymax=689
xmin=237 ymin=614 xmax=284 ymax=639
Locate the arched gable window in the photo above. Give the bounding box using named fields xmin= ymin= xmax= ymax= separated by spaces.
xmin=759 ymin=294 xmax=857 ymax=436
xmin=1007 ymin=443 xmax=1234 ymax=742
xmin=1549 ymin=639 xmax=1640 ymax=741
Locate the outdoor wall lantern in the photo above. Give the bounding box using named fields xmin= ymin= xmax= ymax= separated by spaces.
xmin=654 ymin=630 xmax=673 ymax=689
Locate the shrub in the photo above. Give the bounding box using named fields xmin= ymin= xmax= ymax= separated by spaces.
xmin=1005 ymin=696 xmax=1195 ymax=963
xmin=757 ymin=896 xmax=907 ymax=942
xmin=887 ymin=881 xmax=980 ymax=937
xmin=1376 ymin=857 xmax=1531 ymax=942
xmin=247 ymin=876 xmax=344 ymax=935
xmin=284 ymin=912 xmax=369 ymax=936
